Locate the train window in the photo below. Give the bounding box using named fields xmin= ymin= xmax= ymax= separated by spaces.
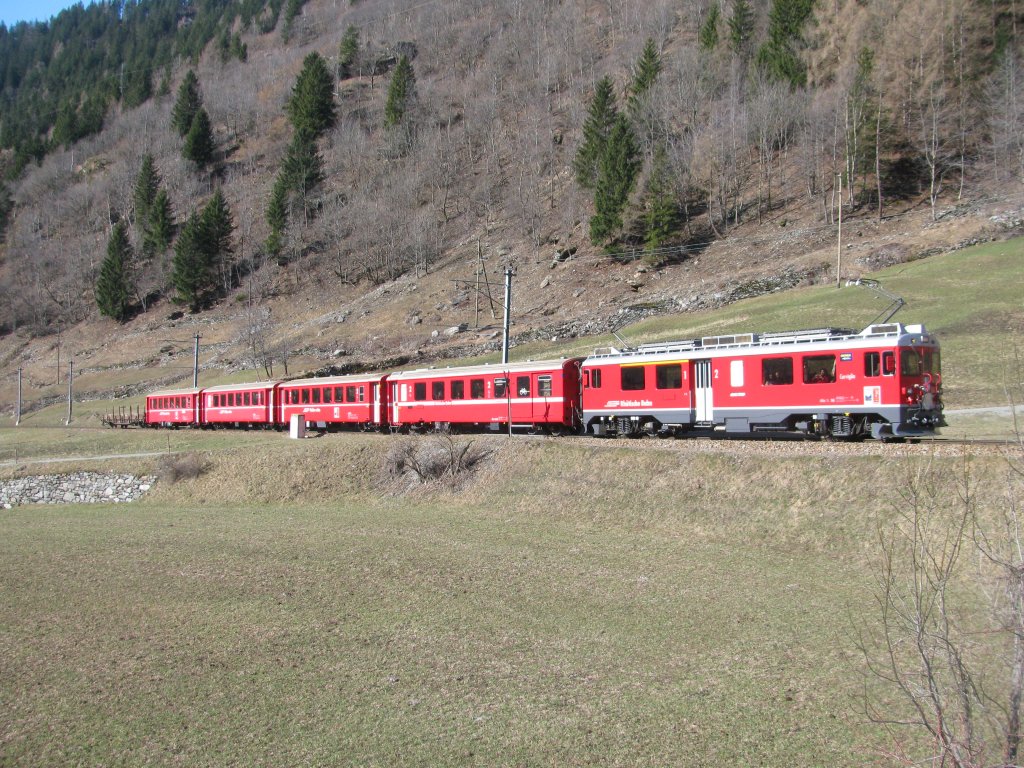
xmin=762 ymin=358 xmax=793 ymax=385
xmin=323 ymin=388 xmax=332 ymax=403
xmin=335 ymin=387 xmax=344 ymax=402
xmin=346 ymin=385 xmax=357 ymax=402
xmin=538 ymin=375 xmax=553 ymax=396
xmin=494 ymin=378 xmax=508 ymax=398
xmin=517 ymin=376 xmax=531 ymax=397
xmin=243 ymin=392 xmax=250 ymax=406
xmin=901 ymin=349 xmax=922 ymax=376
xmin=432 ymin=381 xmax=445 ymax=400
xmin=312 ymin=388 xmax=321 ymax=404
xmin=621 ymin=366 xmax=646 ymax=391
xmin=358 ymin=386 xmax=365 ymax=402
xmin=288 ymin=390 xmax=297 ymax=405
xmin=451 ymin=380 xmax=465 ymax=399
xmin=592 ymin=369 xmax=602 ymax=388
xmin=301 ymin=389 xmax=310 ymax=404
xmin=803 ymin=355 xmax=836 ymax=384
xmin=414 ymin=382 xmax=427 ymax=401
xmin=656 ymin=364 xmax=682 ymax=389
xmin=922 ymin=348 xmax=940 ymax=374
xmin=255 ymin=392 xmax=262 ymax=406
xmin=864 ymin=352 xmax=881 ymax=377
xmin=883 ymin=351 xmax=896 ymax=376
xmin=471 ymin=379 xmax=485 ymax=399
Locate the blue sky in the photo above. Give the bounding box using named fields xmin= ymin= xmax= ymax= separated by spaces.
xmin=1 ymin=0 xmax=88 ymax=26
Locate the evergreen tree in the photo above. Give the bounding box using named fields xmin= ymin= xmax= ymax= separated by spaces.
xmin=699 ymin=3 xmax=721 ymax=51
xmin=728 ymin=0 xmax=755 ymax=57
xmin=628 ymin=39 xmax=662 ymax=115
xmin=142 ymin=189 xmax=174 ymax=259
xmin=183 ymin=108 xmax=215 ymax=168
xmin=643 ymin=143 xmax=676 ymax=255
xmin=171 ymin=70 xmax=202 ymax=137
xmin=573 ymin=76 xmax=618 ymax=191
xmin=755 ymin=0 xmax=814 ymax=86
xmin=282 ymin=132 xmax=324 ymax=199
xmin=96 ymin=220 xmax=133 ymax=322
xmin=230 ymin=34 xmax=248 ymax=62
xmin=384 ymin=55 xmax=417 ymax=128
xmin=51 ymin=100 xmax=78 ymax=149
xmin=201 ymin=189 xmax=234 ymax=264
xmin=0 ymin=184 xmax=14 ymax=243
xmin=265 ymin=173 xmax=289 ymax=256
xmin=286 ymin=51 xmax=336 ymax=139
xmin=338 ymin=25 xmax=359 ymax=79
xmin=171 ymin=211 xmax=208 ymax=311
xmin=590 ymin=114 xmax=641 ymax=245
xmin=133 ymin=154 xmax=161 ymax=226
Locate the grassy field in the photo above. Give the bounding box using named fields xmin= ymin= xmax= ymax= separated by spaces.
xmin=2 ymin=434 xmax=1009 ymax=765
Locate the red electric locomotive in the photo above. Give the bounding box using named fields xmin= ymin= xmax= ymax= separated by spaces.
xmin=202 ymin=381 xmax=279 ymax=428
xmin=145 ymin=387 xmax=203 ymax=427
xmin=278 ymin=373 xmax=389 ymax=430
xmin=388 ymin=359 xmax=583 ymax=433
xmin=580 ymin=323 xmax=942 ymax=440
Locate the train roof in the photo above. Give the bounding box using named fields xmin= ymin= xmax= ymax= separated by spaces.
xmin=201 ymin=380 xmax=281 ymax=393
xmin=587 ymin=323 xmax=937 ymax=362
xmin=147 ymin=386 xmax=202 ymax=397
xmin=281 ymin=372 xmax=389 ymax=387
xmin=387 ymin=357 xmax=582 ymax=381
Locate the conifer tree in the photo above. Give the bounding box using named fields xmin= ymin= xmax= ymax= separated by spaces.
xmin=755 ymin=0 xmax=814 ymax=86
xmin=573 ymin=76 xmax=618 ymax=191
xmin=590 ymin=114 xmax=641 ymax=245
xmin=338 ymin=26 xmax=359 ymax=79
xmin=142 ymin=189 xmax=174 ymax=259
xmin=643 ymin=144 xmax=676 ymax=255
xmin=183 ymin=108 xmax=215 ymax=168
xmin=282 ymin=132 xmax=324 ymax=221
xmin=287 ymin=51 xmax=336 ymax=139
xmin=699 ymin=3 xmax=721 ymax=51
xmin=172 ymin=212 xmax=206 ymax=311
xmin=133 ymin=154 xmax=161 ymax=226
xmin=96 ymin=221 xmax=133 ymax=322
xmin=201 ymin=189 xmax=234 ymax=265
xmin=171 ymin=70 xmax=203 ymax=137
xmin=265 ymin=174 xmax=290 ymax=256
xmin=628 ymin=39 xmax=662 ymax=115
xmin=384 ymin=55 xmax=417 ymax=128
xmin=728 ymin=0 xmax=755 ymax=57
xmin=0 ymin=185 xmax=13 ymax=243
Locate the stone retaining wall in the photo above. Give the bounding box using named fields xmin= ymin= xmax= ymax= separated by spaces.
xmin=0 ymin=473 xmax=157 ymax=508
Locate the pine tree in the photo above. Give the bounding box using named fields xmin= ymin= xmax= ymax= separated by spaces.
xmin=265 ymin=173 xmax=289 ymax=256
xmin=283 ymin=132 xmax=324 ymax=198
xmin=142 ymin=189 xmax=174 ymax=258
xmin=590 ymin=114 xmax=641 ymax=245
xmin=338 ymin=25 xmax=359 ymax=79
xmin=643 ymin=144 xmax=676 ymax=255
xmin=699 ymin=3 xmax=721 ymax=51
xmin=728 ymin=0 xmax=755 ymax=57
xmin=628 ymin=39 xmax=662 ymax=115
xmin=183 ymin=108 xmax=215 ymax=168
xmin=573 ymin=76 xmax=618 ymax=191
xmin=287 ymin=51 xmax=336 ymax=139
xmin=133 ymin=154 xmax=161 ymax=226
xmin=172 ymin=211 xmax=207 ymax=311
xmin=755 ymin=0 xmax=814 ymax=86
xmin=201 ymin=189 xmax=234 ymax=293
xmin=384 ymin=55 xmax=417 ymax=128
xmin=96 ymin=221 xmax=133 ymax=322
xmin=171 ymin=70 xmax=202 ymax=137
xmin=0 ymin=184 xmax=13 ymax=243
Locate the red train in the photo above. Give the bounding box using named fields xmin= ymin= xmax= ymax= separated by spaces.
xmin=144 ymin=322 xmax=943 ymax=440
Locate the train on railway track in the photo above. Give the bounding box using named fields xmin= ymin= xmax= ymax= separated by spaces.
xmin=145 ymin=322 xmax=944 ymax=441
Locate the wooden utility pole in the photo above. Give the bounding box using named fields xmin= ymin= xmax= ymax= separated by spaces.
xmin=65 ymin=360 xmax=73 ymax=425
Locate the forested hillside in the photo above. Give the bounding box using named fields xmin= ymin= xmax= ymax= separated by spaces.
xmin=0 ymin=0 xmax=1021 ymax=370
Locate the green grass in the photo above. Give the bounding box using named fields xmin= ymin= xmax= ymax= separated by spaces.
xmin=2 ymin=436 xmax=989 ymax=765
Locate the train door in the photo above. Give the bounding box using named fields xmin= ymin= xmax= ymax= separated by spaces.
xmin=513 ymin=374 xmax=533 ymax=423
xmin=534 ymin=373 xmax=553 ymax=423
xmin=694 ymin=359 xmax=713 ymax=423
xmin=371 ymin=382 xmax=381 ymax=425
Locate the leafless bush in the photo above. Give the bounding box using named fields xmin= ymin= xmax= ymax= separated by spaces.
xmin=157 ymin=453 xmax=212 ymax=484
xmin=383 ymin=434 xmax=491 ymax=488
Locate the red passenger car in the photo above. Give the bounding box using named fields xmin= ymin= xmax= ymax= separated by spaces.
xmin=278 ymin=374 xmax=389 ymax=430
xmin=389 ymin=359 xmax=583 ymax=433
xmin=581 ymin=323 xmax=942 ymax=440
xmin=202 ymin=381 xmax=279 ymax=428
xmin=145 ymin=387 xmax=202 ymax=427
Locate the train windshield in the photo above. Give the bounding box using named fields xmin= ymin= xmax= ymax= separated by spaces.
xmin=900 ymin=347 xmax=941 ymax=376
